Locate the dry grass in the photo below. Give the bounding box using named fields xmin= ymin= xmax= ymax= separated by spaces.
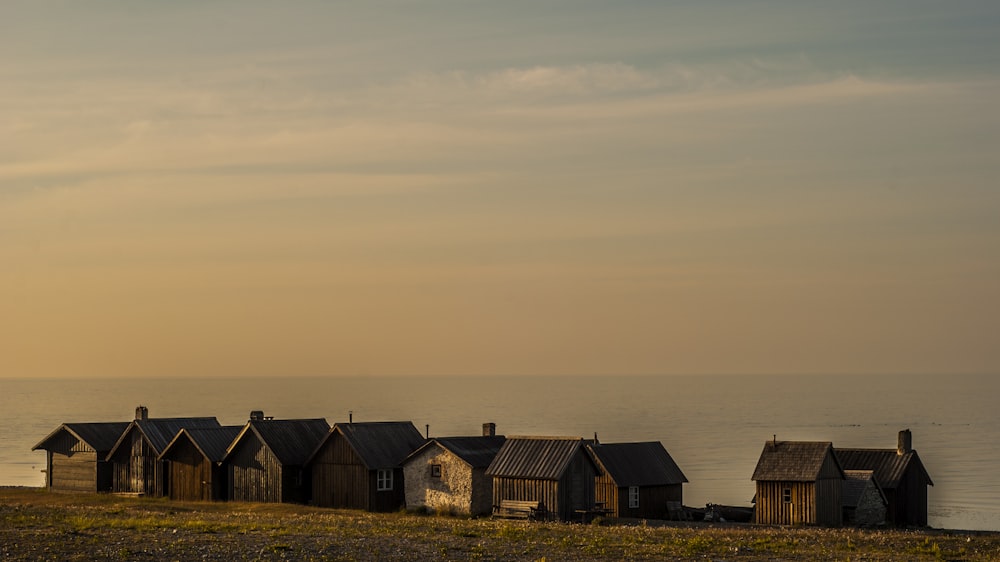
xmin=1 ymin=487 xmax=998 ymax=561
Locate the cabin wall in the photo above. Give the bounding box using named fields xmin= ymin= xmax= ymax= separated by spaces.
xmin=50 ymin=451 xmax=99 ymax=492
xmin=404 ymin=448 xmax=475 ymax=515
xmin=850 ymin=483 xmax=887 ymax=526
xmin=594 ymin=472 xmax=620 ymax=516
xmin=891 ymin=468 xmax=929 ymax=526
xmin=310 ymin=434 xmax=369 ymax=509
xmin=228 ymin=434 xmax=282 ymax=503
xmin=166 ymin=439 xmax=214 ymax=502
xmin=493 ymin=476 xmax=559 ymax=519
xmin=368 ymin=467 xmax=406 ymax=512
xmin=111 ymin=431 xmax=163 ymax=496
xmin=560 ymin=452 xmax=596 ymax=521
xmin=755 ymin=480 xmax=841 ymax=526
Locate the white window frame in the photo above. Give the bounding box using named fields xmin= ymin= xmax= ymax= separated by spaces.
xmin=377 ymin=469 xmax=394 ymax=491
xmin=628 ymin=486 xmax=639 ymax=509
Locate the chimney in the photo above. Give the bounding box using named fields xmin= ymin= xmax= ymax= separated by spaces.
xmin=483 ymin=422 xmax=496 ymax=437
xmin=349 ymin=411 xmax=353 ymax=424
xmin=135 ymin=406 xmax=148 ymax=421
xmin=250 ymin=410 xmax=264 ymax=421
xmin=425 ymin=424 xmax=430 ymax=439
xmin=897 ymin=429 xmax=912 ymax=456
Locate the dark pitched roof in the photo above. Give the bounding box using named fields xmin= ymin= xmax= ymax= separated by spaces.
xmin=842 ymin=470 xmax=887 ymax=508
xmin=751 ymin=440 xmax=843 ymax=482
xmin=159 ymin=426 xmax=242 ymax=462
xmin=486 ymin=436 xmax=596 ymax=480
xmin=835 ymin=448 xmax=934 ymax=488
xmin=587 ymin=442 xmax=688 ymax=486
xmin=229 ymin=419 xmax=330 ymax=466
xmin=108 ymin=417 xmax=221 ymax=458
xmin=320 ymin=422 xmax=425 ymax=469
xmin=32 ymin=422 xmax=130 ymax=453
xmin=407 ymin=436 xmax=507 ymax=468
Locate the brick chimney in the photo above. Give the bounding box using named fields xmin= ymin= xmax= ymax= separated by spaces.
xmin=135 ymin=406 xmax=148 ymax=421
xmin=483 ymin=422 xmax=496 ymax=437
xmin=897 ymin=429 xmax=912 ymax=456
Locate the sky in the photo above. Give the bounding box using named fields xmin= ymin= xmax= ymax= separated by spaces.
xmin=1 ymin=1 xmax=999 ymax=378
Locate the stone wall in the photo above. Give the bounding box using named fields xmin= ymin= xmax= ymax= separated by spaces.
xmin=403 ymin=447 xmax=474 ymax=515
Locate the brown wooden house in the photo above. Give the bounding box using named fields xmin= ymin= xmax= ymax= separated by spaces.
xmin=486 ymin=436 xmax=601 ymax=522
xmin=308 ymin=421 xmax=425 ymax=512
xmin=224 ymin=414 xmax=329 ymax=504
xmin=835 ymin=430 xmax=934 ymax=527
xmin=587 ymin=441 xmax=688 ymax=519
xmin=105 ymin=407 xmax=220 ymax=496
xmin=751 ymin=440 xmax=844 ymax=526
xmin=158 ymin=426 xmax=242 ymax=502
xmin=32 ymin=422 xmax=129 ymax=492
xmin=402 ymin=425 xmax=506 ymax=516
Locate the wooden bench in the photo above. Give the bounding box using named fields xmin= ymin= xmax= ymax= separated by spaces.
xmin=494 ymin=499 xmax=544 ymax=520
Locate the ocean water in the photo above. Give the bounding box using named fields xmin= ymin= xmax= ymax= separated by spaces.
xmin=1 ymin=374 xmax=997 ymax=531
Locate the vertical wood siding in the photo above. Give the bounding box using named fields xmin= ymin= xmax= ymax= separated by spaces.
xmin=755 ymin=479 xmax=842 ymax=526
xmin=167 ymin=439 xmax=214 ymax=501
xmin=228 ymin=435 xmax=282 ymax=503
xmin=111 ymin=430 xmax=163 ymax=496
xmin=310 ymin=433 xmax=369 ymax=509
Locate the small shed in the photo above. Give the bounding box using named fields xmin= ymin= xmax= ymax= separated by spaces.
xmin=403 ymin=426 xmax=506 ymax=516
xmin=486 ymin=436 xmax=601 ymax=522
xmin=587 ymin=441 xmax=688 ymax=519
xmin=842 ymin=470 xmax=887 ymax=526
xmin=835 ymin=430 xmax=934 ymax=527
xmin=751 ymin=440 xmax=844 ymax=526
xmin=32 ymin=422 xmax=129 ymax=492
xmin=308 ymin=421 xmax=425 ymax=512
xmin=224 ymin=414 xmax=329 ymax=504
xmin=105 ymin=407 xmax=221 ymax=496
xmin=158 ymin=426 xmax=242 ymax=502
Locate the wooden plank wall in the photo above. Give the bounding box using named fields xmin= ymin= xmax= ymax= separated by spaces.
xmin=50 ymin=452 xmax=98 ymax=492
xmin=755 ymin=481 xmax=816 ymax=525
xmin=492 ymin=477 xmax=560 ymax=519
xmin=310 ymin=434 xmax=370 ymax=509
xmin=228 ymin=435 xmax=282 ymax=503
xmin=111 ymin=431 xmax=162 ymax=496
xmin=167 ymin=439 xmax=213 ymax=502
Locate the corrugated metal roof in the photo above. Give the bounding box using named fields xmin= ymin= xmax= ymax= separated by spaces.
xmin=835 ymin=448 xmax=934 ymax=488
xmin=587 ymin=442 xmax=688 ymax=486
xmin=106 ymin=417 xmax=221 ymax=459
xmin=751 ymin=441 xmax=840 ymax=482
xmin=241 ymin=419 xmax=330 ymax=466
xmin=486 ymin=436 xmax=589 ymax=480
xmin=135 ymin=418 xmax=221 ymax=454
xmin=33 ymin=422 xmax=129 ymax=452
xmin=328 ymin=422 xmax=426 ymax=469
xmin=160 ymin=426 xmax=242 ymax=462
xmin=430 ymin=436 xmax=507 ymax=468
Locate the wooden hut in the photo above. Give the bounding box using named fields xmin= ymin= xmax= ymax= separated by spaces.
xmin=751 ymin=440 xmax=844 ymax=526
xmin=158 ymin=426 xmax=242 ymax=502
xmin=835 ymin=430 xmax=934 ymax=527
xmin=308 ymin=421 xmax=425 ymax=512
xmin=842 ymin=470 xmax=887 ymax=526
xmin=224 ymin=413 xmax=329 ymax=504
xmin=587 ymin=441 xmax=688 ymax=520
xmin=105 ymin=406 xmax=220 ymax=496
xmin=402 ymin=424 xmax=505 ymax=516
xmin=32 ymin=422 xmax=129 ymax=492
xmin=486 ymin=436 xmax=601 ymax=522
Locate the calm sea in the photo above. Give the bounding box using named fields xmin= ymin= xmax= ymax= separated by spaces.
xmin=1 ymin=374 xmax=997 ymax=531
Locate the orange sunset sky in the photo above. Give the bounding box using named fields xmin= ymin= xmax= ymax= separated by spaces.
xmin=2 ymin=2 xmax=998 ymax=378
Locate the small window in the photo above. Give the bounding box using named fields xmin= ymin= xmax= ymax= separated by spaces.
xmin=430 ymin=464 xmax=442 ymax=478
xmin=377 ymin=469 xmax=394 ymax=491
xmin=628 ymin=486 xmax=639 ymax=509
xmin=782 ymin=488 xmax=792 ymax=503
